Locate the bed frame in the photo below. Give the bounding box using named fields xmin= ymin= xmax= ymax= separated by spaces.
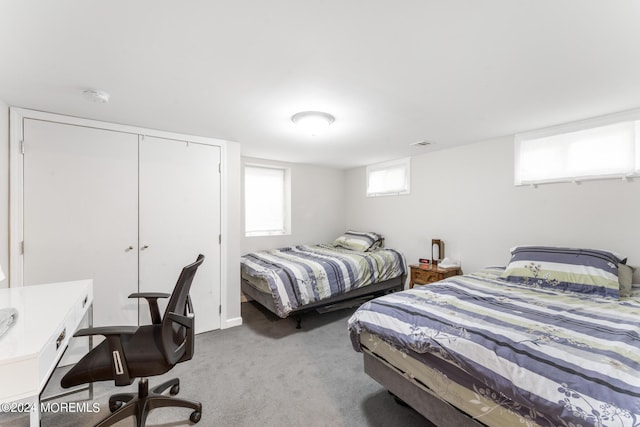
xmin=241 ymin=274 xmax=406 ymax=328
xmin=362 ymin=348 xmax=485 ymax=427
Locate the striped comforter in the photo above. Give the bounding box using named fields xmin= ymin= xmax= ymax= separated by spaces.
xmin=348 ymin=268 xmax=640 ymax=427
xmin=241 ymin=244 xmax=406 ymax=318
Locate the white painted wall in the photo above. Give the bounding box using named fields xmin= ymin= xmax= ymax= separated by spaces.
xmin=240 ymin=157 xmax=346 ymax=255
xmin=222 ymin=141 xmax=242 ymax=327
xmin=0 ymin=100 xmax=8 ymax=289
xmin=4 ymin=106 xmax=637 ymax=295
xmin=345 ymin=136 xmax=640 ymax=282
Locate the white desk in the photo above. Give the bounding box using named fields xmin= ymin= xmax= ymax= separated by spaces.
xmin=0 ymin=280 xmax=93 ymax=426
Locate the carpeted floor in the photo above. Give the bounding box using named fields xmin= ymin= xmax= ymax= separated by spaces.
xmin=1 ymin=302 xmax=433 ymax=426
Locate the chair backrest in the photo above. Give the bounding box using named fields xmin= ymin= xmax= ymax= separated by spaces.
xmin=161 ymin=254 xmax=205 ymax=365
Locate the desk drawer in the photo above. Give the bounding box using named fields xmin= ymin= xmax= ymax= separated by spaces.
xmin=38 ymin=286 xmax=93 ymax=386
xmin=73 ymin=289 xmax=93 ymax=326
xmin=60 ymin=289 xmax=94 ymax=367
xmin=38 ymin=308 xmax=77 ymax=389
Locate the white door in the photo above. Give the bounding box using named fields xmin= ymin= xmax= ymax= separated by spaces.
xmin=138 ymin=136 xmax=221 ymax=332
xmin=22 ymin=119 xmax=139 ymax=329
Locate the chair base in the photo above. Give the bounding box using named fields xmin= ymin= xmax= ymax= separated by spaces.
xmin=97 ymin=377 xmax=202 ymax=427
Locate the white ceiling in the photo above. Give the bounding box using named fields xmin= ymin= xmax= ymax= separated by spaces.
xmin=1 ymin=0 xmax=639 ymax=169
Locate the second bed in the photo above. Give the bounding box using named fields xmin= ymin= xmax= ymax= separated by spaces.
xmin=241 ymin=231 xmax=406 ymax=323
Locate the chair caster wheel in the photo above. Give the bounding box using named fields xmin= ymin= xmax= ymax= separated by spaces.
xmin=190 ymin=410 xmax=202 ymax=423
xmin=109 ymin=401 xmax=123 ymax=413
xmin=170 ymin=384 xmax=180 ymax=395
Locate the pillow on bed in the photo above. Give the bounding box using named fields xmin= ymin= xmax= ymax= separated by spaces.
xmin=500 ymin=246 xmax=625 ymax=298
xmin=333 ymin=231 xmax=383 ymax=252
xmin=618 ymin=263 xmax=634 ymax=297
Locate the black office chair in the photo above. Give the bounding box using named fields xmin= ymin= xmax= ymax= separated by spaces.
xmin=61 ymin=254 xmax=205 ymax=427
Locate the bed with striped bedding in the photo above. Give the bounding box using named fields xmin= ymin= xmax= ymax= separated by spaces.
xmin=241 ymin=243 xmax=406 ymax=318
xmin=348 ymin=267 xmax=640 ymax=427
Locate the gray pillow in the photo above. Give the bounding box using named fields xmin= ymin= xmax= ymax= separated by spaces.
xmin=618 ymin=263 xmax=634 ymax=297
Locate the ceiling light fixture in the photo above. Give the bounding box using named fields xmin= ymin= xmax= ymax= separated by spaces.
xmin=291 ymin=111 xmax=335 ymax=136
xmin=83 ymin=89 xmax=110 ymax=104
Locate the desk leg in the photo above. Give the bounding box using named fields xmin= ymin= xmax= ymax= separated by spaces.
xmin=88 ymin=304 xmax=94 ymax=400
xmin=29 ymin=396 xmax=40 ymax=427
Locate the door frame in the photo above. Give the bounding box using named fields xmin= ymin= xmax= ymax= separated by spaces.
xmin=9 ymin=107 xmax=238 ymax=329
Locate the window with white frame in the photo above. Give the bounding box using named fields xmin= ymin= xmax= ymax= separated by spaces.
xmin=366 ymin=157 xmax=411 ymax=197
xmin=244 ymin=165 xmax=291 ymax=236
xmin=515 ymin=110 xmax=640 ymax=186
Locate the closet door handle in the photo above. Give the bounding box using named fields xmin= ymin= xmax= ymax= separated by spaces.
xmin=141 ymin=245 xmax=149 ymax=250
xmin=125 ymin=246 xmax=134 ymax=252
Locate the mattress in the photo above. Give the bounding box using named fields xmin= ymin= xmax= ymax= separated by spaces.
xmin=241 ymin=268 xmax=271 ymax=294
xmin=241 ymin=244 xmax=406 ymax=318
xmin=360 ymin=331 xmax=540 ymax=427
xmin=349 ymin=267 xmax=640 ymax=427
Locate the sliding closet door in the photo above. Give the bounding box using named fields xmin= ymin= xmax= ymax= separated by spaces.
xmin=138 ymin=136 xmax=221 ymax=332
xmin=22 ymin=119 xmax=139 ymax=328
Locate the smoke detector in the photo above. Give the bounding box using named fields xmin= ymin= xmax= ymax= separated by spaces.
xmin=83 ymin=89 xmax=110 ymax=104
xmin=410 ymin=140 xmax=435 ymax=147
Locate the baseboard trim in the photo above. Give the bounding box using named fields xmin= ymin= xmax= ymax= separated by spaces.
xmin=223 ymin=316 xmax=243 ymax=329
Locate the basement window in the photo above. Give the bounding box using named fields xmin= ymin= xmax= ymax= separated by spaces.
xmin=366 ymin=157 xmax=411 ymax=197
xmin=515 ymin=110 xmax=640 ymax=186
xmin=244 ymin=165 xmax=291 ymax=236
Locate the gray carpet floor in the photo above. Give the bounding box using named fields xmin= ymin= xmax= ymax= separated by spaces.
xmin=1 ymin=302 xmax=433 ymax=426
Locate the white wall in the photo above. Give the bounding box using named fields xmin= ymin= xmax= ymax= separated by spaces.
xmin=345 ymin=136 xmax=640 ymax=281
xmin=241 ymin=157 xmax=346 ymax=254
xmin=222 ymin=141 xmax=242 ymax=327
xmin=0 ymin=100 xmax=8 ymax=288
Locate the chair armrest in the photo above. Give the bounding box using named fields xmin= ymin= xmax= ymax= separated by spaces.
xmin=128 ymin=292 xmax=170 ymax=325
xmin=74 ymin=325 xmax=138 ymax=386
xmin=129 ymin=292 xmax=170 ymax=299
xmin=74 ymin=326 xmax=139 ymax=338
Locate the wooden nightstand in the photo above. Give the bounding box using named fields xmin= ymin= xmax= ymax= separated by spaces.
xmin=409 ymin=264 xmax=462 ymax=288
